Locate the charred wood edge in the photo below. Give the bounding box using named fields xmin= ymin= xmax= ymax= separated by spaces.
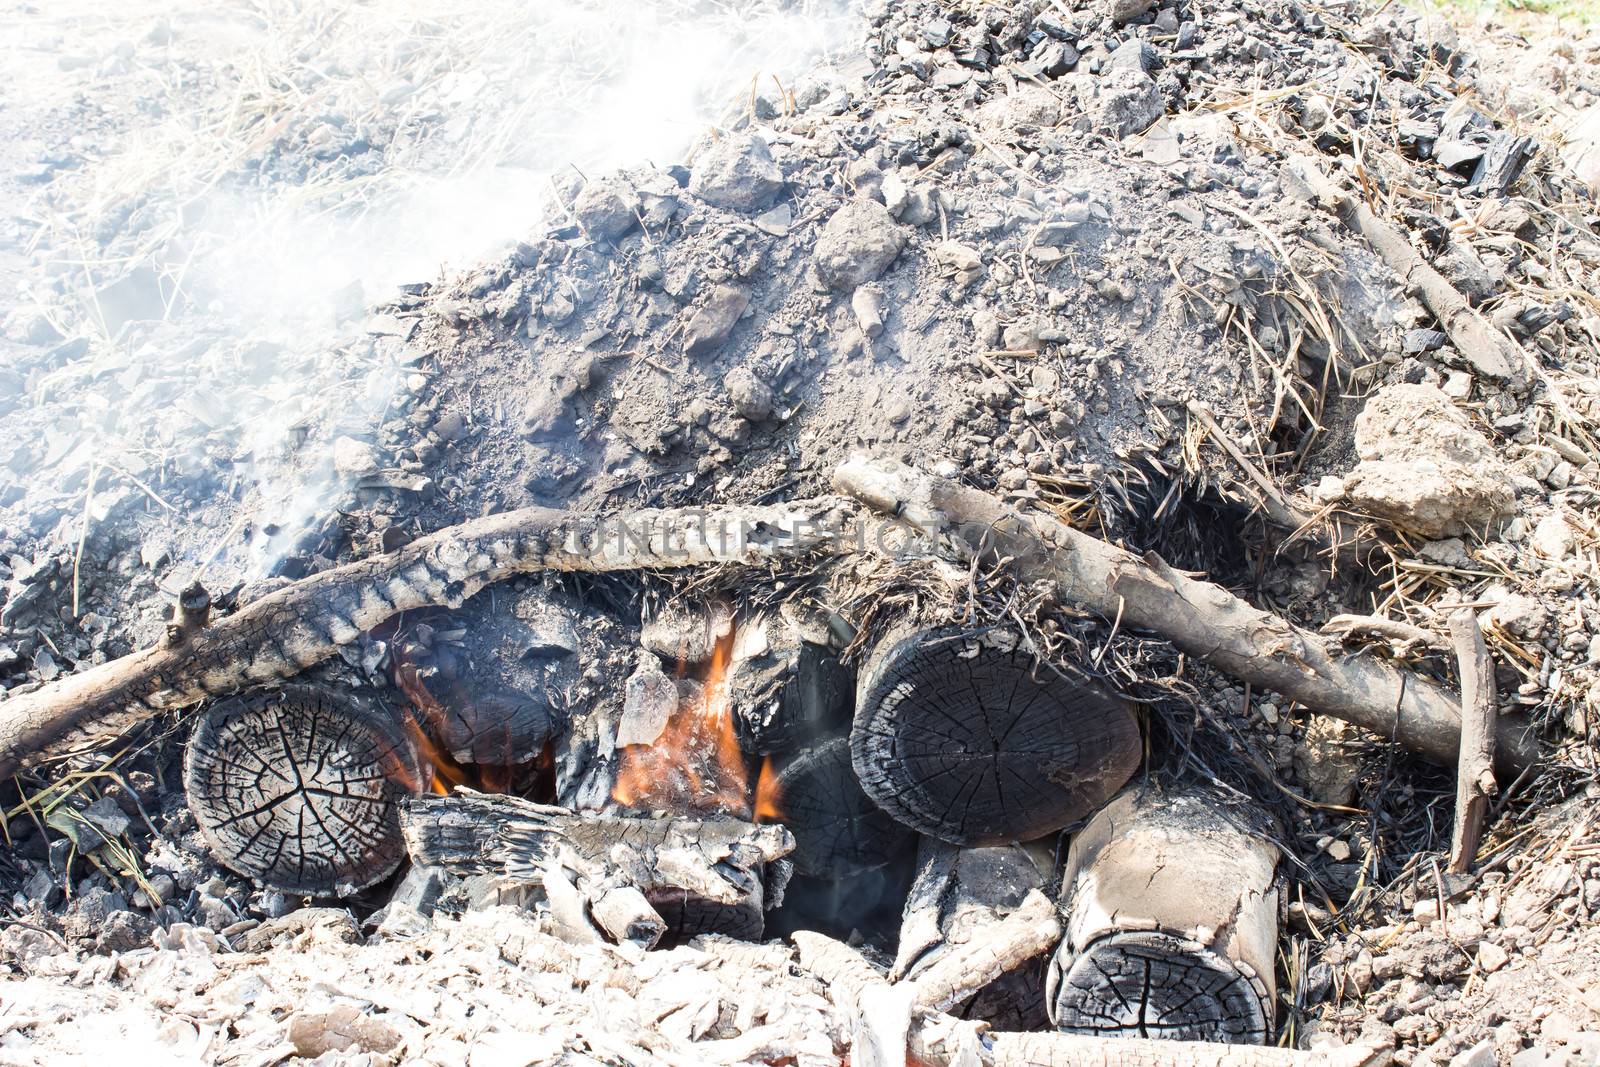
xmin=1285 ymin=153 xmax=1528 ymax=391
xmin=400 ymin=790 xmax=794 ymax=928
xmin=1321 ymin=614 xmax=1449 ymax=655
xmin=0 ymin=497 xmax=854 ymax=779
xmin=892 ymin=840 xmax=1050 ymax=989
xmin=832 ymin=456 xmax=1540 ymax=778
xmin=1447 ymin=608 xmax=1497 ymax=875
xmin=793 ymin=932 xmax=1389 ymax=1067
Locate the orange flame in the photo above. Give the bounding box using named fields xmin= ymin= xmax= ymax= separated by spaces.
xmin=754 ymin=757 xmax=782 ymax=823
xmin=612 ymin=626 xmax=751 ymax=816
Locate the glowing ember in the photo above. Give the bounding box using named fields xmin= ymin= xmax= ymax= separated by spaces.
xmin=612 ymin=627 xmax=751 ymax=816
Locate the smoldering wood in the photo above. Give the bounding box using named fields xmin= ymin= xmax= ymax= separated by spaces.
xmin=1285 ymin=153 xmax=1527 ymax=389
xmin=833 ymin=456 xmax=1540 ymax=777
xmin=1048 ymin=786 xmax=1280 ymax=1044
xmin=852 ymin=625 xmax=1141 ymax=847
xmin=400 ymin=790 xmax=795 ymax=940
xmin=770 ymin=736 xmax=913 ymax=879
xmin=183 ymin=685 xmax=422 ymax=896
xmin=728 ymin=604 xmax=854 ymax=755
xmin=894 ymin=840 xmax=1053 ymax=1028
xmin=0 ymin=496 xmax=849 ymax=779
xmin=1448 ymin=608 xmax=1497 ymax=875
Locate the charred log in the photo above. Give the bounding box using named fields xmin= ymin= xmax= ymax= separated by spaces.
xmin=834 ymin=456 xmax=1541 ymax=777
xmin=401 ymin=790 xmax=794 ymax=940
xmin=184 ymin=685 xmax=422 ymax=896
xmin=0 ymin=496 xmax=848 ymax=779
xmin=728 ymin=603 xmax=854 ymax=755
xmin=1047 ymin=786 xmax=1280 ymax=1044
xmin=894 ymin=840 xmax=1054 ymax=1030
xmin=851 ymin=626 xmax=1141 ymax=847
xmin=769 ymin=736 xmax=914 ymax=879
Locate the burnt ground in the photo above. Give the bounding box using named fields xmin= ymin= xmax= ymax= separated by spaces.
xmin=3 ymin=0 xmax=1600 ymax=1063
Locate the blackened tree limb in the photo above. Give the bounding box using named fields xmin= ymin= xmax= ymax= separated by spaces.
xmin=833 ymin=456 xmax=1539 ymax=776
xmin=1285 ymin=153 xmax=1528 ymax=390
xmin=0 ymin=498 xmax=852 ymax=779
xmin=1448 ymin=608 xmax=1498 ymax=874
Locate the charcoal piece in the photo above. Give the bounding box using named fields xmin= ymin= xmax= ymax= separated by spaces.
xmin=771 ymin=737 xmax=913 ymax=879
xmin=850 ymin=626 xmax=1140 ymax=846
xmin=729 ymin=606 xmax=854 ymax=755
xmin=185 ymin=686 xmax=421 ymax=896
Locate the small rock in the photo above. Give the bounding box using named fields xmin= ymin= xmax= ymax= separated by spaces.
xmin=572 ymin=177 xmax=638 ymax=241
xmin=332 ymin=436 xmax=380 ymax=478
xmin=725 ymin=368 xmax=774 ymax=422
xmin=1477 ymin=941 xmax=1510 ymax=973
xmin=1343 ymin=384 xmax=1515 ymax=538
xmin=1482 ymin=591 xmax=1548 ymax=641
xmin=814 ymin=200 xmax=906 ymax=291
xmin=1449 ymin=1040 xmax=1495 ymax=1067
xmin=1531 ymin=512 xmax=1576 ymax=560
xmin=1077 ymin=69 xmax=1164 ymax=138
xmin=1109 ymin=0 xmax=1155 ymax=24
xmin=641 ymin=600 xmax=732 ymax=665
xmin=287 ymin=1004 xmax=402 ymax=1058
xmin=95 ymin=911 xmax=155 ymax=955
xmin=689 ymin=133 xmax=784 ymax=213
xmin=682 ymin=284 xmax=750 ymax=357
xmin=1419 ymin=538 xmax=1471 ymax=568
xmin=1294 ymin=716 xmax=1363 ymax=806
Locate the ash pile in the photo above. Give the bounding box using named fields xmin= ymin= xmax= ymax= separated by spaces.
xmin=4 ymin=0 xmax=1600 ymax=1064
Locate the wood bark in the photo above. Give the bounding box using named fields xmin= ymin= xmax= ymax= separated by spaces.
xmin=767 ymin=736 xmax=914 ymax=879
xmin=1448 ymin=608 xmax=1497 ymax=874
xmin=0 ymin=497 xmax=848 ymax=779
xmin=833 ymin=456 xmax=1540 ymax=777
xmin=851 ymin=625 xmax=1141 ymax=846
xmin=1285 ymin=153 xmax=1527 ymax=390
xmin=184 ymin=685 xmax=422 ymax=896
xmin=1048 ymin=786 xmax=1279 ymax=1044
xmin=401 ymin=790 xmax=795 ymax=940
xmin=894 ymin=840 xmax=1055 ymax=1028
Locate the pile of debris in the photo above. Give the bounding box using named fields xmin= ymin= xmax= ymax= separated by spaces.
xmin=3 ymin=0 xmax=1600 ymax=1063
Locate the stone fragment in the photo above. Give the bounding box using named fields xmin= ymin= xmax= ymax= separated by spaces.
xmin=287 ymin=1004 xmax=402 ymax=1058
xmin=1342 ymin=384 xmax=1515 ymax=538
xmin=332 ymin=436 xmax=380 ymax=478
xmin=1476 ymin=942 xmax=1509 ymax=974
xmin=572 ymin=177 xmax=638 ymax=241
xmin=1109 ymin=0 xmax=1155 ymax=24
xmin=1078 ymin=69 xmax=1164 ymax=138
xmin=1530 ymin=512 xmax=1576 ymax=560
xmin=682 ymin=284 xmax=750 ymax=357
xmin=689 ymin=133 xmax=784 ymax=212
xmin=1294 ymin=716 xmax=1363 ymax=807
xmin=725 ymin=367 xmax=774 ymax=422
xmin=618 ymin=654 xmax=678 ymax=748
xmin=814 ymin=200 xmax=905 ymax=291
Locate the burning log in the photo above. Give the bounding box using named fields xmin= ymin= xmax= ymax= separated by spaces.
xmin=1047 ymin=786 xmax=1279 ymax=1044
xmin=851 ymin=625 xmax=1141 ymax=846
xmin=0 ymin=496 xmax=847 ymax=779
xmin=400 ymin=790 xmax=794 ymax=941
xmin=184 ymin=685 xmax=422 ymax=896
xmin=727 ymin=604 xmax=854 ymax=755
xmin=834 ymin=456 xmax=1541 ymax=777
xmin=894 ymin=840 xmax=1055 ymax=1029
xmin=765 ymin=736 xmax=914 ymax=879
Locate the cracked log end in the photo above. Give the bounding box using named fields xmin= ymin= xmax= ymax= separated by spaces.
xmin=851 ymin=626 xmax=1141 ymax=846
xmin=1051 ymin=930 xmax=1269 ymax=1042
xmin=184 ymin=686 xmax=422 ymax=896
xmin=1048 ymin=786 xmax=1280 ymax=1044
